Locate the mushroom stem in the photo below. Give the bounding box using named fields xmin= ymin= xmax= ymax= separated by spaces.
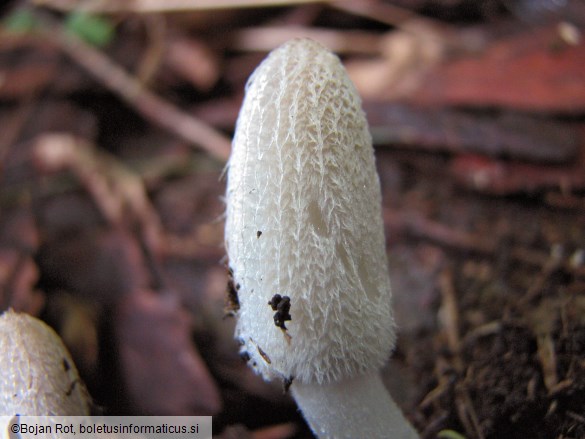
xmin=292 ymin=373 xmax=418 ymax=439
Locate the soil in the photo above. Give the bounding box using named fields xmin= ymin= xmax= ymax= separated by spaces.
xmin=382 ymin=148 xmax=585 ymax=438
xmin=0 ymin=2 xmax=584 ymax=438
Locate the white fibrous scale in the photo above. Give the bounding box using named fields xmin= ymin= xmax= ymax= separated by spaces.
xmin=225 ymin=39 xmax=395 ymax=385
xmin=0 ymin=310 xmax=91 ymax=415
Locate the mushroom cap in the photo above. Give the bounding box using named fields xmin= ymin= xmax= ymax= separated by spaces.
xmin=0 ymin=310 xmax=91 ymax=415
xmin=225 ymin=39 xmax=395 ymax=385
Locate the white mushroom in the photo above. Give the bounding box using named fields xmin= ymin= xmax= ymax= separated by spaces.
xmin=225 ymin=39 xmax=418 ymax=438
xmin=0 ymin=309 xmax=91 ymax=415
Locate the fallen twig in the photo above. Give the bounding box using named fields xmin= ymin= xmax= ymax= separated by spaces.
xmin=384 ymin=207 xmax=561 ymax=271
xmin=438 ymin=269 xmax=485 ymax=439
xmin=59 ymin=33 xmax=231 ymax=161
xmin=0 ymin=97 xmax=37 ymax=177
xmin=33 ymin=0 xmax=336 ymax=13
xmin=449 ymin=150 xmax=585 ymax=195
xmin=32 ymin=18 xmax=232 ymax=161
xmin=332 ymin=0 xmax=431 ymax=30
xmin=31 ymin=133 xmax=165 ymax=255
xmin=439 ymin=269 xmax=461 ymax=356
xmin=233 ymin=26 xmax=383 ymax=55
xmin=366 ymin=103 xmax=578 ymax=164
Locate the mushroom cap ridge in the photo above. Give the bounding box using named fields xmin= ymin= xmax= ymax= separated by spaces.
xmin=225 ymin=39 xmax=395 ymax=385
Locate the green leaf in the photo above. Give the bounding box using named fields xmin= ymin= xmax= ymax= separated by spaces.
xmin=65 ymin=11 xmax=115 ymax=47
xmin=438 ymin=430 xmax=467 ymax=439
xmin=3 ymin=9 xmax=40 ymax=34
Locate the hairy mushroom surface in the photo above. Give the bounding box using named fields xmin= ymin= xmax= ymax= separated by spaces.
xmin=225 ymin=39 xmax=418 ymax=438
xmin=0 ymin=309 xmax=90 ymax=415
